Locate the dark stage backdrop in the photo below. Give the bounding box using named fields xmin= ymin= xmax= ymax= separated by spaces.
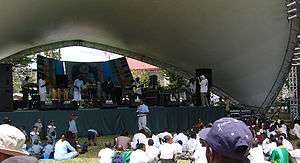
xmin=0 ymin=107 xmax=225 ymax=136
xmin=37 ymin=55 xmax=133 ymax=89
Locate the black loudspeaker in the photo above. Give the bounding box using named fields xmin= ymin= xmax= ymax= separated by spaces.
xmin=195 ymin=69 xmax=212 ymax=106
xmin=149 ymin=75 xmax=158 ymax=87
xmin=56 ymin=75 xmax=68 ymax=88
xmin=0 ymin=64 xmax=13 ymax=112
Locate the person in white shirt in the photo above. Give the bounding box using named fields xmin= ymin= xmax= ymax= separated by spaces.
xmin=131 ymin=129 xmax=147 ymax=150
xmin=30 ymin=126 xmax=40 ymax=144
xmin=43 ymin=139 xmax=54 ymax=159
xmin=54 ymin=134 xmax=78 ymax=160
xmin=73 ymin=75 xmax=84 ymax=106
xmin=187 ymin=133 xmax=201 ymax=153
xmin=68 ymin=114 xmax=79 ymax=136
xmin=130 ymin=143 xmax=149 ymax=163
xmin=159 ymin=135 xmax=177 ymax=162
xmin=173 ymin=132 xmax=188 ymax=151
xmin=98 ymin=142 xmax=115 ymax=163
xmin=198 ymin=75 xmax=208 ymax=106
xmin=146 ymin=139 xmax=159 ymax=163
xmin=173 ymin=140 xmax=183 ymax=154
xmin=151 ymin=134 xmax=160 ymax=148
xmin=247 ymin=141 xmax=264 ymax=163
xmin=158 ymin=130 xmax=172 ymax=143
xmin=192 ymin=142 xmax=207 ymax=163
xmin=289 ymin=140 xmax=300 ymax=163
xmin=38 ymin=76 xmax=47 ymax=104
xmin=263 ymin=135 xmax=277 ymax=156
xmin=280 ymin=134 xmax=293 ymax=151
xmin=291 ymin=121 xmax=300 ymax=139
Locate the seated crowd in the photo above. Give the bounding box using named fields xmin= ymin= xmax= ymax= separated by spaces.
xmin=1 ymin=115 xmax=300 ymax=163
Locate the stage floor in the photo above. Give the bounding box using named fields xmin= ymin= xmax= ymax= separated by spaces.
xmin=1 ymin=106 xmax=225 ymax=136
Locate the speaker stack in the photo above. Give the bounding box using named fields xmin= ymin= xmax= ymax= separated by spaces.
xmin=0 ymin=64 xmax=13 ymax=112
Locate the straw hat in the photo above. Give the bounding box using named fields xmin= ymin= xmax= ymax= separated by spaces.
xmin=0 ymin=124 xmax=26 ymax=156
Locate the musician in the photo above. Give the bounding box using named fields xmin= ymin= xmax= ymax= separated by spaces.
xmin=38 ymin=75 xmax=47 ymax=104
xmin=21 ymin=76 xmax=30 ymax=109
xmin=73 ymin=75 xmax=84 ymax=106
xmin=102 ymin=77 xmax=114 ymax=101
xmin=133 ymin=77 xmax=142 ymax=101
xmin=198 ymin=75 xmax=209 ymax=106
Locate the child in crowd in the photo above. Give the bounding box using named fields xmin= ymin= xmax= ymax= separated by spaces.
xmin=30 ymin=139 xmax=43 ymax=158
xmin=46 ymin=120 xmax=57 ymax=144
xmin=43 ymin=139 xmax=54 ymax=159
xmin=34 ymin=118 xmax=43 ymax=133
xmin=30 ymin=126 xmax=40 ymax=144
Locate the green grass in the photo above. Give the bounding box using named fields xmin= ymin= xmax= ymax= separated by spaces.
xmin=41 ymin=135 xmax=115 ymax=163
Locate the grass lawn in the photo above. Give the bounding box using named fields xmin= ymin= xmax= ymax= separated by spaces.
xmin=41 ymin=135 xmax=115 ymax=163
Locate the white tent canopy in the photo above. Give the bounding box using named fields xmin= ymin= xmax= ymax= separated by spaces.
xmin=0 ymin=0 xmax=298 ymax=108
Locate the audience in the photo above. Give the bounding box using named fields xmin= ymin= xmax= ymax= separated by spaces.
xmin=290 ymin=140 xmax=300 ymax=163
xmin=98 ymin=142 xmax=115 ymax=163
xmin=116 ymin=129 xmax=131 ymax=149
xmin=46 ymin=120 xmax=57 ymax=144
xmin=158 ymin=135 xmax=177 ymax=162
xmin=68 ymin=114 xmax=79 ymax=137
xmin=0 ymin=124 xmax=38 ymax=162
xmin=270 ymin=139 xmax=289 ymax=163
xmin=54 ymin=134 xmax=78 ymax=160
xmin=29 ymin=126 xmax=40 ymax=144
xmin=129 ymin=143 xmax=149 ymax=163
xmin=43 ymin=139 xmax=54 ymax=159
xmin=146 ymin=139 xmax=159 ymax=163
xmin=87 ymin=128 xmax=99 ymax=146
xmin=3 ymin=111 xmax=300 ymax=162
xmin=29 ymin=139 xmax=43 ymax=158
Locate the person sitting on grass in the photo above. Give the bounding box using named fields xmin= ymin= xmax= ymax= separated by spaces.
xmin=30 ymin=139 xmax=43 ymax=159
xmin=129 ymin=143 xmax=149 ymax=163
xmin=54 ymin=134 xmax=78 ymax=160
xmin=42 ymin=139 xmax=54 ymax=159
xmin=98 ymin=142 xmax=115 ymax=163
xmin=116 ymin=129 xmax=131 ymax=149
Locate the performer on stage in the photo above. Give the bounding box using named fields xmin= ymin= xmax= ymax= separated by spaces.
xmin=102 ymin=77 xmax=114 ymax=102
xmin=73 ymin=75 xmax=84 ymax=107
xmin=199 ymin=75 xmax=209 ymax=106
xmin=38 ymin=75 xmax=47 ymax=104
xmin=21 ymin=76 xmax=30 ymax=109
xmin=136 ymin=99 xmax=150 ymax=132
xmin=133 ymin=77 xmax=143 ymax=101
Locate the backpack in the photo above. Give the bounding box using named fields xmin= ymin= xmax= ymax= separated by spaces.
xmin=112 ymin=152 xmax=125 ymax=163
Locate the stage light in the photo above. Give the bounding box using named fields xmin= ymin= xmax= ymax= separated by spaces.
xmin=288 ymin=14 xmax=298 ymax=20
xmin=287 ymin=1 xmax=296 ymax=7
xmin=288 ymin=8 xmax=297 ymax=13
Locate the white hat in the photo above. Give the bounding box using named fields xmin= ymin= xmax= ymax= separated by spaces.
xmin=0 ymin=124 xmax=26 ymax=156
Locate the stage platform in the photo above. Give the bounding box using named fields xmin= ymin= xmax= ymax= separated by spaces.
xmin=0 ymin=106 xmax=225 ymax=136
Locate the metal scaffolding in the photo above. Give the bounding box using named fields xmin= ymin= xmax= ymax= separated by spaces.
xmin=289 ymin=66 xmax=299 ymax=120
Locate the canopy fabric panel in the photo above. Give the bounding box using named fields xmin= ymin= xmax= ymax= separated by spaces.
xmin=0 ymin=0 xmax=296 ymax=107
